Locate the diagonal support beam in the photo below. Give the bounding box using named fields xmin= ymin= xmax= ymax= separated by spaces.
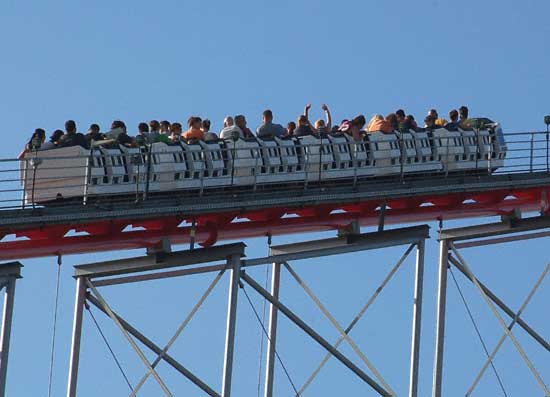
xmin=450 ymin=245 xmax=550 ymax=396
xmin=241 ymin=272 xmax=392 ymax=397
xmin=297 ymin=243 xmax=414 ymax=396
xmin=130 ymin=270 xmax=225 ymax=397
xmin=86 ymin=294 xmax=220 ymax=397
xmin=466 ymin=264 xmax=550 ymax=396
xmin=86 ymin=280 xmax=173 ymax=396
xmin=283 ymin=262 xmax=395 ymax=396
xmin=448 ymin=256 xmax=550 ymax=352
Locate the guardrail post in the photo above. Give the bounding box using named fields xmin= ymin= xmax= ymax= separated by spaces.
xmin=530 ymin=132 xmax=534 ymax=173
xmin=546 ymin=124 xmax=549 ymax=173
xmin=20 ymin=159 xmax=28 ymax=209
xmin=83 ymin=150 xmax=92 ymax=205
xmin=144 ymin=144 xmax=152 ymax=201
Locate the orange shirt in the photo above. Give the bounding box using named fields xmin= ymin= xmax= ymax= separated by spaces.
xmin=367 ymin=119 xmax=393 ymax=134
xmin=183 ymin=128 xmax=205 ymax=140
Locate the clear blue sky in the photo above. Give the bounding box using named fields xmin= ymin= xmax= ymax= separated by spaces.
xmin=1 ymin=1 xmax=549 ymax=396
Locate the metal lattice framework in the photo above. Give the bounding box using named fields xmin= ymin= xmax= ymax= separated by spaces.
xmin=0 ymin=129 xmax=549 ymax=396
xmin=65 ymin=226 xmax=429 ymax=397
xmin=433 ymin=216 xmax=550 ymax=397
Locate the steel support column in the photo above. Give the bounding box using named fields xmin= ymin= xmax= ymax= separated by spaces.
xmin=408 ymin=240 xmax=425 ymax=397
xmin=67 ymin=276 xmax=87 ymax=397
xmin=0 ymin=262 xmax=21 ymax=397
xmin=432 ymin=240 xmax=449 ymax=397
xmin=0 ymin=279 xmax=16 ymax=397
xmin=264 ymin=262 xmax=281 ymax=397
xmin=221 ymin=254 xmax=241 ymax=397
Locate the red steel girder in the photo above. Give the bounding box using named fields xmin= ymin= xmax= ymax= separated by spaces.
xmin=0 ymin=186 xmax=545 ymax=261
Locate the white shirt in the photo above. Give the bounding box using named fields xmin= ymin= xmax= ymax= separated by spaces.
xmin=220 ymin=125 xmax=243 ymax=140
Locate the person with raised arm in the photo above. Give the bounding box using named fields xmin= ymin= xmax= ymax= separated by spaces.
xmin=314 ymin=104 xmax=332 ymax=135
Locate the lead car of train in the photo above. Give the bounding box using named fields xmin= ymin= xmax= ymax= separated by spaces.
xmin=21 ymin=119 xmax=507 ymax=205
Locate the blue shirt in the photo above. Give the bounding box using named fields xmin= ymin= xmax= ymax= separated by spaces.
xmin=256 ymin=121 xmax=285 ymax=138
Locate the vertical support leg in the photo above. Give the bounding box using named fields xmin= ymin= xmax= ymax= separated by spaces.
xmin=221 ymin=255 xmax=241 ymax=397
xmin=408 ymin=240 xmax=425 ymax=397
xmin=432 ymin=240 xmax=449 ymax=397
xmin=0 ymin=278 xmax=17 ymax=397
xmin=67 ymin=277 xmax=87 ymax=397
xmin=264 ymin=262 xmax=281 ymax=397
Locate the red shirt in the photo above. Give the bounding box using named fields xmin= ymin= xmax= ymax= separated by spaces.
xmin=183 ymin=128 xmax=205 ymax=140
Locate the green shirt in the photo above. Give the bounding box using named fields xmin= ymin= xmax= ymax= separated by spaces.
xmin=155 ymin=133 xmax=169 ymax=143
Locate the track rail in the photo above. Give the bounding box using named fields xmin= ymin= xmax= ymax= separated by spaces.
xmin=0 ymin=172 xmax=549 ymax=260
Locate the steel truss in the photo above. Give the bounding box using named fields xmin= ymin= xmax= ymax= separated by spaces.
xmin=65 ymin=225 xmax=429 ymax=397
xmin=0 ymin=262 xmax=22 ymax=397
xmin=432 ymin=215 xmax=550 ymax=397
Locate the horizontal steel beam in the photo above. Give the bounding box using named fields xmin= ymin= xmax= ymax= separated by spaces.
xmin=93 ymin=264 xmax=227 ymax=287
xmin=454 ymin=230 xmax=550 ymax=249
xmin=244 ymin=226 xmax=429 ymax=266
xmin=439 ymin=215 xmax=550 ymax=242
xmin=74 ymin=243 xmax=245 ymax=278
xmin=0 ymin=263 xmax=22 ymax=279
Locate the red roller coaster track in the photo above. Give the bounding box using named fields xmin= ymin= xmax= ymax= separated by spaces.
xmin=0 ymin=174 xmax=549 ymax=261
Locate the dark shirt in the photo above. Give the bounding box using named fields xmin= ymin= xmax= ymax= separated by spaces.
xmin=445 ymin=121 xmax=460 ymax=131
xmin=86 ymin=132 xmax=104 ymax=147
xmin=241 ymin=126 xmax=254 ymax=138
xmin=398 ymin=120 xmax=411 ymax=133
xmin=294 ymin=125 xmax=315 ymax=137
xmin=117 ymin=133 xmax=134 ymax=147
xmin=135 ymin=134 xmax=149 ymax=146
xmin=59 ymin=132 xmax=87 ymax=148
